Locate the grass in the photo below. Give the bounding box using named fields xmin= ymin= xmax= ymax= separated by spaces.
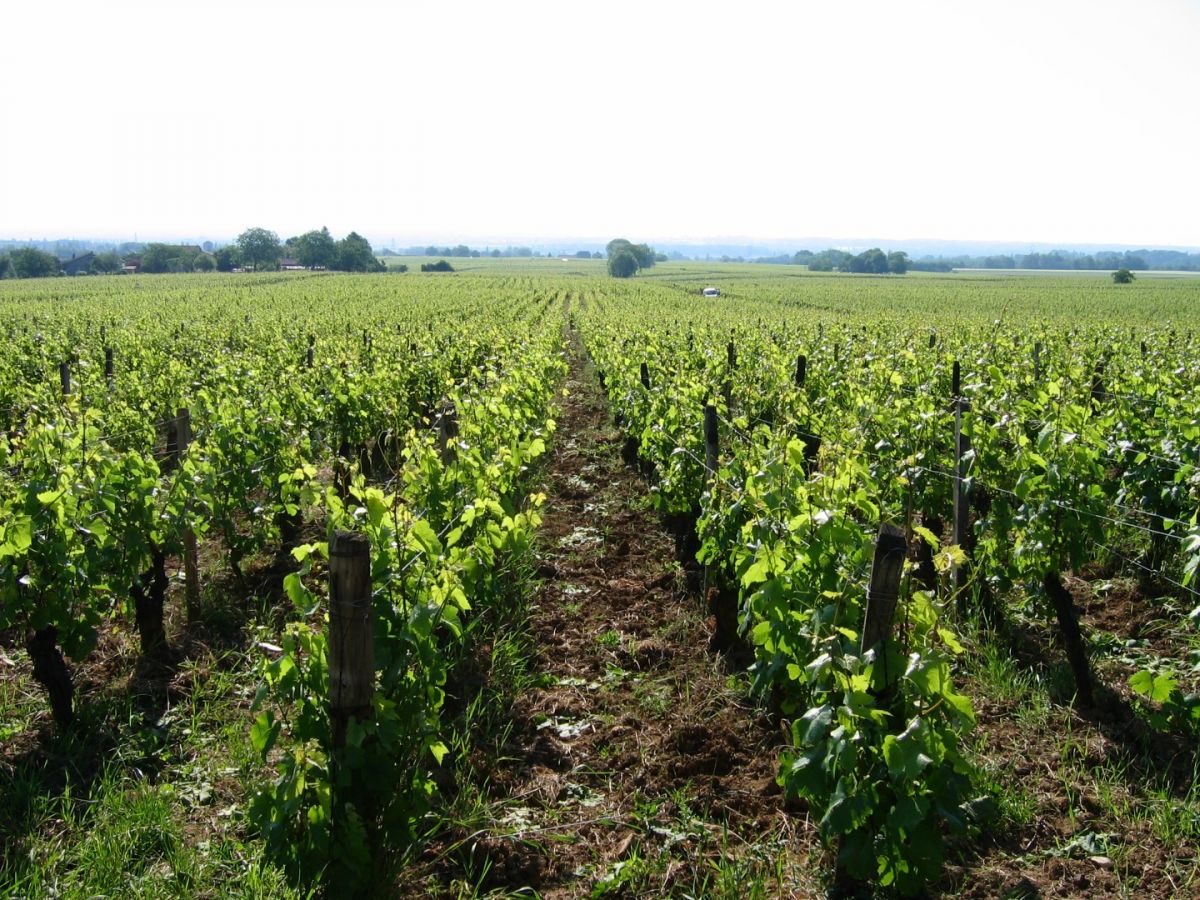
xmin=0 ymin=646 xmax=307 ymax=899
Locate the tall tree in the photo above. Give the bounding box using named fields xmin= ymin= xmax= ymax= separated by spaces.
xmin=236 ymin=227 xmax=282 ymax=271
xmin=9 ymin=248 xmax=60 ymax=278
xmin=607 ymin=249 xmax=639 ymax=278
xmin=295 ymin=227 xmax=338 ymax=269
xmin=336 ymin=232 xmax=384 ymax=272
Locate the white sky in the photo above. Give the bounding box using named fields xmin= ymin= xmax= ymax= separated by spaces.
xmin=2 ymin=0 xmax=1198 ymax=248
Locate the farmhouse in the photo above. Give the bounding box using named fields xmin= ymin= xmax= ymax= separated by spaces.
xmin=61 ymin=253 xmax=95 ymax=276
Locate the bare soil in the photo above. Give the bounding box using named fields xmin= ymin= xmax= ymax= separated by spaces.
xmin=403 ymin=331 xmax=818 ymax=896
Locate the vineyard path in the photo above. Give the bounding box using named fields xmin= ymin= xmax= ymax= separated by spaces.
xmin=417 ymin=312 xmax=817 ymax=896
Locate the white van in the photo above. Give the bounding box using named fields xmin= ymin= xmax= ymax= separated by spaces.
xmin=702 ymin=286 xmax=720 ymax=298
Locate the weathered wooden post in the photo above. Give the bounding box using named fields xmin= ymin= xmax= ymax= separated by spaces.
xmin=59 ymin=362 xmax=71 ymax=397
xmin=702 ymin=404 xmax=737 ymax=648
xmin=176 ymin=408 xmax=202 ymax=623
xmin=640 ymin=362 xmax=650 ymax=390
xmin=436 ymin=398 xmax=459 ymax=463
xmin=104 ymin=347 xmax=114 ymax=382
xmin=328 ymin=531 xmax=374 ymax=749
xmin=951 ymin=360 xmax=961 ymax=399
xmin=952 ymin=398 xmax=972 ymax=608
xmin=860 ymin=524 xmax=907 ymax=658
xmin=1090 ymin=358 xmax=1106 ymax=410
xmin=704 ymin=404 xmax=719 ymax=478
xmin=800 ymin=431 xmax=822 ymax=476
xmin=794 ymin=354 xmax=806 ymax=389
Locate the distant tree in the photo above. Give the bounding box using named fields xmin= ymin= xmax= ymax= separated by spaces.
xmin=606 ymin=238 xmax=657 ymax=274
xmin=607 ymin=249 xmax=639 ymax=278
xmin=1122 ymin=253 xmax=1147 ymax=270
xmin=1112 ymin=268 xmax=1135 ymax=284
xmin=295 ymin=227 xmax=338 ymax=269
xmin=9 ymin=248 xmax=60 ymax=278
xmin=201 ymin=241 xmax=214 ymax=253
xmin=140 ymin=243 xmax=174 ymax=274
xmin=592 ymin=251 xmax=603 ymax=260
xmin=793 ymin=250 xmax=815 ymax=265
xmin=389 ymin=263 xmax=408 ymax=273
xmin=213 ymin=246 xmax=239 ymax=272
xmin=887 ymin=251 xmax=909 ymax=275
xmin=421 ymin=260 xmax=455 ymax=272
xmin=90 ymin=251 xmax=122 ymax=274
xmin=574 ymin=250 xmax=592 ymax=259
xmin=236 ymin=227 xmax=282 ymax=271
xmin=0 ymin=255 xmax=10 ymax=278
xmin=451 ymin=244 xmax=471 ymax=257
xmin=193 ymin=253 xmax=215 ymax=272
xmin=490 ymin=248 xmax=502 ymax=258
xmin=336 ymin=231 xmax=385 ymax=272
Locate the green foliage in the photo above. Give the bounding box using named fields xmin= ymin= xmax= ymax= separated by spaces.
xmin=335 ymin=231 xmax=384 ymax=273
xmin=236 ymin=227 xmax=282 ymax=271
xmin=8 ymin=247 xmax=60 ymax=278
xmin=1129 ymin=669 xmax=1200 ymax=734
xmin=607 ymin=249 xmax=639 ymax=279
xmin=420 ymin=260 xmax=455 ymax=272
xmin=294 ymin=227 xmax=338 ymax=269
xmin=1113 ymin=268 xmax=1135 ymax=284
xmin=90 ymin=251 xmax=123 ymax=274
xmin=606 ymin=238 xmax=656 ymax=276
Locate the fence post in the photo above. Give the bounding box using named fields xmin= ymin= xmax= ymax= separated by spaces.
xmin=794 ymin=354 xmax=806 ymax=389
xmin=860 ymin=523 xmax=907 ymax=660
xmin=703 ymin=404 xmax=737 ymax=648
xmin=952 ymin=398 xmax=972 ymax=608
xmin=704 ymin=404 xmax=719 ymax=477
xmin=951 ymin=360 xmax=961 ymax=399
xmin=1090 ymin=358 xmax=1106 ymax=409
xmin=176 ymin=408 xmax=202 ymax=623
xmin=436 ymin=398 xmax=459 ymax=463
xmin=329 ymin=531 xmax=374 ymax=749
xmin=59 ymin=362 xmax=71 ymax=397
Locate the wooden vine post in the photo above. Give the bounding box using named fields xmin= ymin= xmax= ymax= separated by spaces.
xmin=640 ymin=361 xmax=650 ymax=390
xmin=104 ymin=347 xmax=114 ymax=383
xmin=723 ymin=341 xmax=735 ymax=411
xmin=952 ymin=397 xmax=972 ymax=609
xmin=59 ymin=361 xmax=71 ymax=397
xmin=177 ymin=408 xmax=201 ymax=623
xmin=703 ymin=404 xmax=737 ymax=648
xmin=328 ymin=531 xmax=375 ymax=750
xmin=436 ymin=398 xmax=459 ymax=463
xmin=794 ymin=354 xmax=806 ymax=389
xmin=860 ymin=524 xmax=908 ymax=693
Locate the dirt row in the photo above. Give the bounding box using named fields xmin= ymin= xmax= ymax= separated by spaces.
xmin=408 ymin=331 xmax=817 ymax=896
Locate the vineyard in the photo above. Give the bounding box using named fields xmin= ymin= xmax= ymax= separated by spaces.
xmin=2 ymin=266 xmax=1200 ymax=897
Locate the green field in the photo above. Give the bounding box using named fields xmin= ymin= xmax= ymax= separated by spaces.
xmin=2 ymin=267 xmax=1199 ymax=898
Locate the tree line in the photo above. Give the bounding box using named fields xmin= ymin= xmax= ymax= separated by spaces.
xmin=0 ymin=227 xmax=387 ymax=279
xmin=799 ymin=248 xmax=910 ymax=274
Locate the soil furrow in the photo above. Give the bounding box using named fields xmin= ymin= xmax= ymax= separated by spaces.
xmin=424 ymin=328 xmax=815 ymax=896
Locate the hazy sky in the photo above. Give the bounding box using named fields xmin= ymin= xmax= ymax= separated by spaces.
xmin=2 ymin=0 xmax=1198 ymax=247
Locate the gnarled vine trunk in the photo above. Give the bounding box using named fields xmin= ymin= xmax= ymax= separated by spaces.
xmin=27 ymin=625 xmax=74 ymax=729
